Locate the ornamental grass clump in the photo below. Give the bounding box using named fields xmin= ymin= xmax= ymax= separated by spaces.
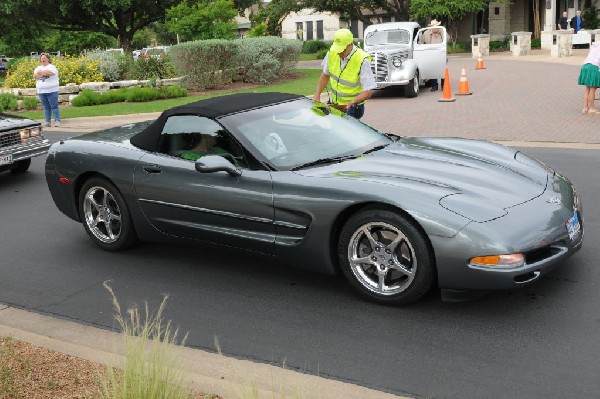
xmin=101 ymin=282 xmax=190 ymax=399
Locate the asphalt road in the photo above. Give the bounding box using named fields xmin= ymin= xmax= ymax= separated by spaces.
xmin=1 ymin=131 xmax=598 ymax=398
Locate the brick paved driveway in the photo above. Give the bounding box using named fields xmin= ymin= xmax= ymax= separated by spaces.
xmin=358 ymin=53 xmax=598 ymax=144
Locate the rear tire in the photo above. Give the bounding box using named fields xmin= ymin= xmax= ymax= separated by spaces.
xmin=10 ymin=159 xmax=31 ymax=173
xmin=79 ymin=177 xmax=138 ymax=251
xmin=404 ymin=71 xmax=420 ymax=98
xmin=338 ymin=208 xmax=435 ymax=305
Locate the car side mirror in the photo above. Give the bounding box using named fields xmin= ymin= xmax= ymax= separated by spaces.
xmin=195 ymin=155 xmax=242 ymax=177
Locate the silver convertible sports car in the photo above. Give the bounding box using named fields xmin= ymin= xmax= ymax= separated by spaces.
xmin=45 ymin=93 xmax=584 ymax=304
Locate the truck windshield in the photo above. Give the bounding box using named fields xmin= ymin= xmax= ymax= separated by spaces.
xmin=365 ymin=29 xmax=410 ymax=46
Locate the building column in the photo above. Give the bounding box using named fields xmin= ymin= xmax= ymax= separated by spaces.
xmin=488 ymin=2 xmax=512 ymax=40
xmin=544 ymin=0 xmax=557 ymax=32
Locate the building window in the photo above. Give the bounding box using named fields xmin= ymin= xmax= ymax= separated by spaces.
xmin=306 ymin=21 xmax=314 ymax=40
xmin=316 ymin=20 xmax=324 ymax=40
xmin=296 ymin=22 xmax=303 ymax=40
xmin=349 ymin=19 xmax=359 ymax=38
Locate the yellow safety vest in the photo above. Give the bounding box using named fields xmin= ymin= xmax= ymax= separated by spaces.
xmin=327 ymin=48 xmax=372 ymax=105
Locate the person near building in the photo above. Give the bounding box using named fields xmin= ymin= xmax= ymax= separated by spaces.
xmin=577 ymin=42 xmax=600 ymax=114
xmin=570 ymin=10 xmax=583 ymax=33
xmin=421 ymin=19 xmax=445 ymax=92
xmin=33 ymin=53 xmax=60 ymax=127
xmin=313 ymin=28 xmax=376 ymax=119
xmin=557 ymin=11 xmax=569 ymax=30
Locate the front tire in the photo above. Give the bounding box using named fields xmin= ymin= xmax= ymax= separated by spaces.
xmin=79 ymin=177 xmax=137 ymax=251
xmin=338 ymin=208 xmax=435 ymax=305
xmin=10 ymin=159 xmax=31 ymax=173
xmin=404 ymin=70 xmax=420 ymax=98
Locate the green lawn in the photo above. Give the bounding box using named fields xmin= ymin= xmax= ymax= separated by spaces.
xmin=16 ymin=69 xmax=322 ymax=120
xmin=299 ymin=53 xmax=320 ymax=61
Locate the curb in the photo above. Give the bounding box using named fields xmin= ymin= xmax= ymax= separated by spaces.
xmin=0 ymin=305 xmax=408 ymax=399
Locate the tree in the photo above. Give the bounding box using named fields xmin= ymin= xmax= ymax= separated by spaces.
xmin=0 ymin=0 xmax=181 ymax=53
xmin=44 ymin=31 xmax=117 ymax=55
xmin=166 ymin=0 xmax=238 ymax=41
xmin=582 ymin=1 xmax=599 ymax=30
xmin=410 ymin=0 xmax=487 ymax=46
xmin=250 ymin=0 xmax=303 ymax=36
xmin=303 ymin=0 xmax=411 ymax=25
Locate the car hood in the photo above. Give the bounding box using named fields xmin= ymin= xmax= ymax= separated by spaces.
xmin=294 ymin=137 xmax=551 ymax=222
xmin=0 ymin=114 xmax=40 ymax=130
xmin=365 ymin=44 xmax=411 ymax=54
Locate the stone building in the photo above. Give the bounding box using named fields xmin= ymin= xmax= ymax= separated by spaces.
xmin=279 ymin=0 xmax=599 ymax=42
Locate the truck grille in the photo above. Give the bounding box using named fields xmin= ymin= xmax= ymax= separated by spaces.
xmin=370 ymin=52 xmax=388 ymax=82
xmin=369 ymin=50 xmax=410 ymax=83
xmin=0 ymin=131 xmax=21 ymax=148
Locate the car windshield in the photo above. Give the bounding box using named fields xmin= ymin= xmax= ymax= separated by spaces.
xmin=221 ymin=98 xmax=392 ymax=170
xmin=365 ymin=29 xmax=410 ymax=46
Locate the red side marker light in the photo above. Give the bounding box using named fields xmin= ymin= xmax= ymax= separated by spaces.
xmin=59 ymin=177 xmax=71 ymax=184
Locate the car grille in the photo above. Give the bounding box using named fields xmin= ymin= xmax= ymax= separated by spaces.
xmin=369 ymin=50 xmax=410 ymax=82
xmin=0 ymin=131 xmax=21 ymax=148
xmin=370 ymin=52 xmax=388 ymax=82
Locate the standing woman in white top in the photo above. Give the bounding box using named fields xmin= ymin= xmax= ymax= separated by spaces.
xmin=33 ymin=53 xmax=60 ymax=127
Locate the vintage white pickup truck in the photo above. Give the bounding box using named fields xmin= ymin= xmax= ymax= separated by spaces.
xmin=363 ymin=21 xmax=447 ymax=98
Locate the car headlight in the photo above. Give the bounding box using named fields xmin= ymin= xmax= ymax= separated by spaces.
xmin=469 ymin=254 xmax=525 ymax=269
xmin=19 ymin=129 xmax=31 ymax=141
xmin=30 ymin=126 xmax=41 ymax=137
xmin=392 ymin=56 xmax=403 ymax=68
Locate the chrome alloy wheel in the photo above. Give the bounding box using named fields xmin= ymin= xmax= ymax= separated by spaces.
xmin=347 ymin=222 xmax=417 ymax=296
xmin=83 ymin=185 xmax=122 ymax=244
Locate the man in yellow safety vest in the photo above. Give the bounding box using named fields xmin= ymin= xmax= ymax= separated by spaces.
xmin=313 ymin=28 xmax=376 ymax=119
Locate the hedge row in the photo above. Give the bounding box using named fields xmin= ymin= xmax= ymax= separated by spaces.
xmin=169 ymin=36 xmax=301 ymax=90
xmin=71 ymin=86 xmax=187 ymax=107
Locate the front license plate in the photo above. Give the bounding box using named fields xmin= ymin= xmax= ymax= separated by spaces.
xmin=0 ymin=154 xmax=13 ymax=166
xmin=566 ymin=211 xmax=581 ymax=241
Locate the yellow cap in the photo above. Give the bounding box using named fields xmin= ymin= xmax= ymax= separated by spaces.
xmin=330 ymin=29 xmax=354 ymax=53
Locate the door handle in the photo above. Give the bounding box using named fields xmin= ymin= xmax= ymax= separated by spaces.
xmin=143 ymin=164 xmax=162 ymax=174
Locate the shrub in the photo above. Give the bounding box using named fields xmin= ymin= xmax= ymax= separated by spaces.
xmin=4 ymin=56 xmax=103 ymax=88
xmin=302 ymin=40 xmax=328 ymax=54
xmin=531 ymin=38 xmax=541 ymax=49
xmin=170 ymin=39 xmax=239 ymax=90
xmin=447 ymin=41 xmax=471 ymax=54
xmin=71 ymin=89 xmax=103 ymax=106
xmin=130 ymin=56 xmax=176 ymax=80
xmin=316 ymin=49 xmax=328 ymax=59
xmin=0 ymin=92 xmax=18 ymax=112
xmin=244 ymin=53 xmax=281 ymax=84
xmin=22 ymin=97 xmax=39 ymax=110
xmin=85 ymin=51 xmax=130 ymax=82
xmin=490 ymin=36 xmax=511 ymax=52
xmin=71 ymin=85 xmax=187 ymax=107
xmin=234 ymin=36 xmax=301 ymax=84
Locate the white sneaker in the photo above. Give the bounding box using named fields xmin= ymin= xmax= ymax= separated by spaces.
xmin=43 ymin=122 xmax=51 ymax=127
xmin=54 ymin=121 xmax=60 ymax=127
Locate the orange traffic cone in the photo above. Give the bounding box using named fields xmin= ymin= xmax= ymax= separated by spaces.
xmin=438 ymin=68 xmax=455 ymax=102
xmin=475 ymin=51 xmax=486 ymax=70
xmin=456 ymin=66 xmax=472 ymax=95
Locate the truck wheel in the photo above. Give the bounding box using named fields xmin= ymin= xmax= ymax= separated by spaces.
xmin=404 ymin=71 xmax=420 ymax=98
xmin=10 ymin=159 xmax=31 ymax=173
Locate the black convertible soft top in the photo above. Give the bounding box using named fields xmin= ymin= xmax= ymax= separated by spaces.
xmin=130 ymin=92 xmax=304 ymax=152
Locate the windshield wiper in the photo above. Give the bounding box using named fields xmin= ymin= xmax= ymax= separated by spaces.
xmin=363 ymin=143 xmax=390 ymax=154
xmin=291 ymin=154 xmax=360 ymax=171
